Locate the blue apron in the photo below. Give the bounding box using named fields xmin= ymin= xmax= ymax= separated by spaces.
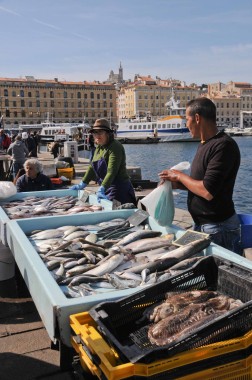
xmin=92 ymin=157 xmax=136 ymax=205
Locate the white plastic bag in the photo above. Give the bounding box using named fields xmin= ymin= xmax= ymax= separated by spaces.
xmin=171 ymin=161 xmax=190 ymax=171
xmin=140 ymin=161 xmax=191 ymax=226
xmin=0 ymin=182 xmax=17 ymax=199
xmin=141 ymin=181 xmax=174 ymax=226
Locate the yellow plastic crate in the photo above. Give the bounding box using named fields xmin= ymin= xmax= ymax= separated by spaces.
xmin=70 ymin=311 xmax=252 ymax=380
xmin=57 ymin=167 xmax=74 ymax=180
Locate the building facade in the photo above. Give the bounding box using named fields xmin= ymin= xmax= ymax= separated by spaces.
xmin=118 ymin=75 xmax=201 ymax=120
xmin=0 ymin=76 xmax=117 ymax=128
xmin=208 ymin=81 xmax=252 ymax=127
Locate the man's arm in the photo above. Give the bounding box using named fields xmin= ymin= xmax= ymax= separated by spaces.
xmin=158 ymin=169 xmax=213 ymax=201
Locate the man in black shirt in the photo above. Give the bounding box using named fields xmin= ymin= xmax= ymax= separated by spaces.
xmin=159 ymin=97 xmax=242 ymax=255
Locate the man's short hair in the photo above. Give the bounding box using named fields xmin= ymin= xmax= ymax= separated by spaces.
xmin=186 ymin=97 xmax=216 ymax=123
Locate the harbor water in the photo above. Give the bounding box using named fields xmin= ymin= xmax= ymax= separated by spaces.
xmin=122 ymin=136 xmax=252 ymax=214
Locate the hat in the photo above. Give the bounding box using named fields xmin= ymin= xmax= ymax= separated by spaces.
xmin=90 ymin=118 xmax=112 ymax=132
xmin=22 ymin=132 xmax=28 ymax=139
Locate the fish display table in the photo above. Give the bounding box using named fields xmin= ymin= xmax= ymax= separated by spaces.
xmin=0 ymin=189 xmax=113 ymax=246
xmin=4 ymin=203 xmax=252 ymax=371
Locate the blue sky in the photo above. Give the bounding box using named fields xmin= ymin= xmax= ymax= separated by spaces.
xmin=1 ymin=0 xmax=252 ymax=85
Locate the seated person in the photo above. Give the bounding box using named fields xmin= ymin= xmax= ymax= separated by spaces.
xmin=16 ymin=158 xmax=54 ymax=192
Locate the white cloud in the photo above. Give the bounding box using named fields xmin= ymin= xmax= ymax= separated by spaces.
xmin=33 ymin=18 xmax=61 ymax=31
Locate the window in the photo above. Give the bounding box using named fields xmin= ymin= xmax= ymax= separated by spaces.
xmin=50 ymin=91 xmax=54 ymax=98
xmin=97 ymin=94 xmax=100 ymax=100
xmin=12 ymin=91 xmax=16 ymax=97
xmin=77 ymin=92 xmax=81 ymax=99
xmin=103 ymin=92 xmax=106 ymax=99
xmin=4 ymin=89 xmax=8 ymax=96
xmin=28 ymin=92 xmax=32 ymax=98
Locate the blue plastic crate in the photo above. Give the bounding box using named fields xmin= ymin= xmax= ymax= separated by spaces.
xmin=238 ymin=214 xmax=252 ymax=249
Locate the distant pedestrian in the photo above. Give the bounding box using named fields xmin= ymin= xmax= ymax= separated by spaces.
xmin=22 ymin=132 xmax=37 ymax=157
xmin=50 ymin=141 xmax=60 ymax=159
xmin=0 ymin=129 xmax=11 ymax=151
xmin=87 ymin=133 xmax=95 ymax=161
xmin=7 ymin=135 xmax=29 ymax=179
xmin=33 ymin=131 xmax=41 ymax=153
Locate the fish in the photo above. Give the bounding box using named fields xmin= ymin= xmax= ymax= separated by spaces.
xmin=149 ymin=290 xmax=219 ymax=323
xmin=106 ymin=273 xmax=142 ymax=289
xmin=157 ymin=238 xmax=211 ymax=260
xmin=84 ymin=253 xmax=125 ymax=276
xmin=115 ymin=230 xmax=163 ymax=247
xmin=30 ymin=229 xmax=64 ymax=240
xmin=123 ymin=236 xmax=175 ymax=254
xmin=64 ymin=230 xmax=90 ymax=241
xmin=66 ymin=264 xmax=96 ymax=277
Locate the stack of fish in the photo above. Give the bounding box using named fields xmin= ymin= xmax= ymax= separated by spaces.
xmin=1 ymin=195 xmax=103 ymax=219
xmin=26 ymin=217 xmax=212 ymax=298
xmin=146 ymin=290 xmax=243 ymax=346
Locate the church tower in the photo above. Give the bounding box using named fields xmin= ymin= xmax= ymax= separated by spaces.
xmin=118 ymin=62 xmax=123 ymax=83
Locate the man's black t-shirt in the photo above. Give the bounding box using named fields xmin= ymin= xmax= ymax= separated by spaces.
xmin=188 ymin=131 xmax=240 ymax=224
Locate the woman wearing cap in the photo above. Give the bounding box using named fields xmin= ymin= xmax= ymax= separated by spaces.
xmin=71 ymin=118 xmax=136 ymax=205
xmin=16 ymin=158 xmax=53 ymax=192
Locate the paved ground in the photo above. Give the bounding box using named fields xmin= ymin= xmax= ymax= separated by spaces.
xmin=0 ymin=150 xmax=193 ymax=379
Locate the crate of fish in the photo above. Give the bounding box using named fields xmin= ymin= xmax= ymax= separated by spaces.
xmin=6 ymin=208 xmax=183 ymax=348
xmin=70 ymin=309 xmax=252 ymax=380
xmin=87 ymin=255 xmax=252 ymax=364
xmin=0 ymin=189 xmax=112 ymax=246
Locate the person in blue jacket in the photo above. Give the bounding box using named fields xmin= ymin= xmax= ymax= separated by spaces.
xmin=16 ymin=158 xmax=53 ymax=192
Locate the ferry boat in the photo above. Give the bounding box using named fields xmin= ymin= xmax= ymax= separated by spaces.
xmin=116 ymin=95 xmax=196 ymax=142
xmin=38 ymin=115 xmax=91 ymax=151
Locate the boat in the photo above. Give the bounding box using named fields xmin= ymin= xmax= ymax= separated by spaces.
xmin=237 ymin=127 xmax=252 ymax=136
xmin=116 ymin=94 xmax=198 ymax=142
xmin=38 ymin=115 xmax=91 ymax=151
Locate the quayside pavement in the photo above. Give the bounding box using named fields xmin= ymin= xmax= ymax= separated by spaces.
xmin=0 ymin=150 xmax=193 ymax=380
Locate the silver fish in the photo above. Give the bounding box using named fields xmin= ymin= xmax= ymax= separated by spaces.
xmin=115 ymin=230 xmax=163 ymax=247
xmin=84 ymin=253 xmax=124 ymax=276
xmin=64 ymin=230 xmax=90 ymax=241
xmin=158 ymin=238 xmax=211 ymax=260
xmin=106 ymin=273 xmax=141 ymax=289
xmin=30 ymin=229 xmax=64 ymax=240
